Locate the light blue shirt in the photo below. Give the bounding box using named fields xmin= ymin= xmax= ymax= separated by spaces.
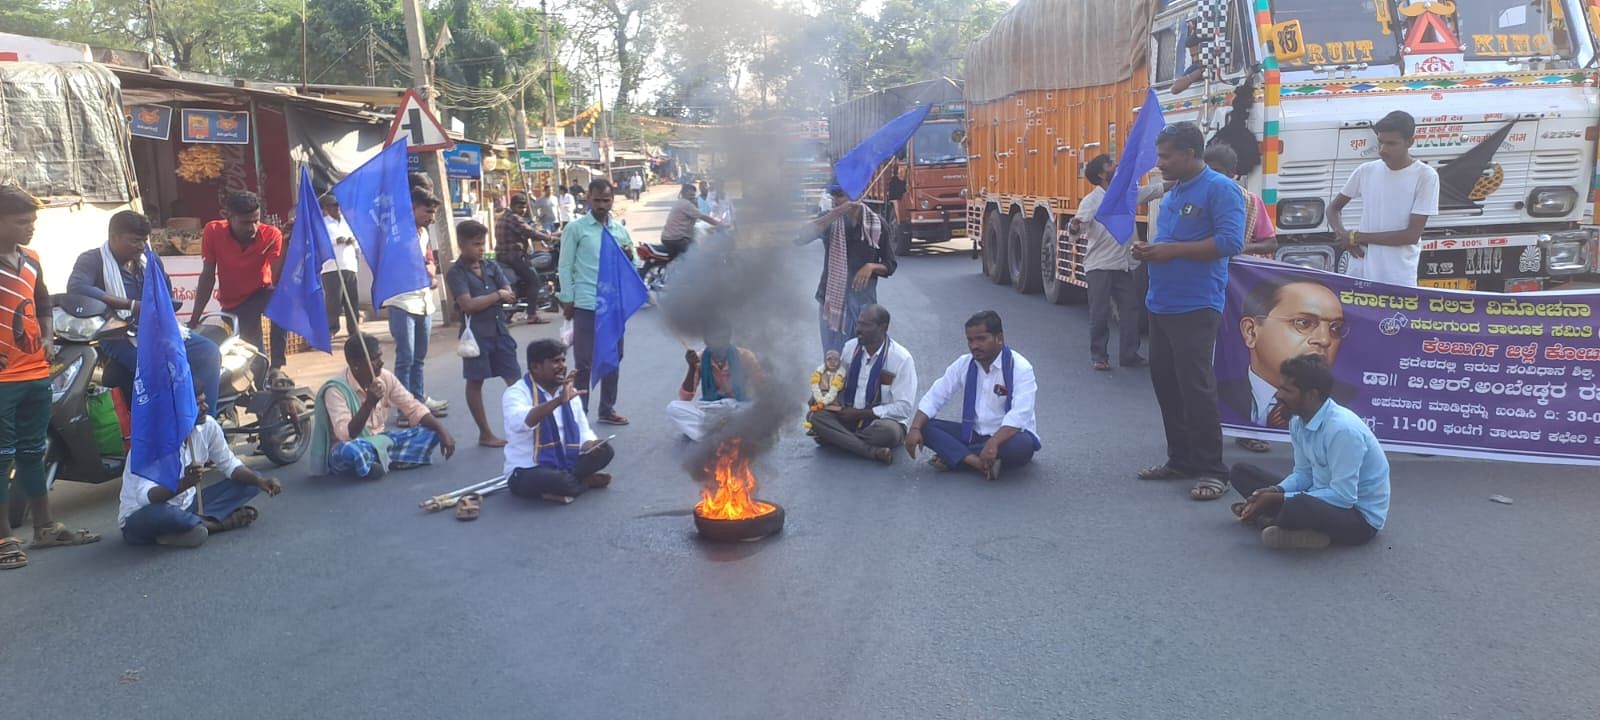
xmin=557 ymin=213 xmax=635 ymax=311
xmin=1280 ymin=398 xmax=1391 ymax=529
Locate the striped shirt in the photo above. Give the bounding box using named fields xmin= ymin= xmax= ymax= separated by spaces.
xmin=0 ymin=247 xmax=48 ymax=383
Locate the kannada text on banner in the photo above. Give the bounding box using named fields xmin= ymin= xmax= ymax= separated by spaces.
xmin=1217 ymin=258 xmax=1600 ymax=466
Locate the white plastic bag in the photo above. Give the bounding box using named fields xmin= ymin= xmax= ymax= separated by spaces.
xmin=560 ymin=318 xmax=575 ymax=346
xmin=457 ymin=316 xmax=481 ymax=358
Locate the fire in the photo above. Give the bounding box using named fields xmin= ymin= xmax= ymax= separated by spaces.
xmin=694 ymin=438 xmax=776 ymax=520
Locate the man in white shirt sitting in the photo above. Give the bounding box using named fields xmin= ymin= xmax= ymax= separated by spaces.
xmin=118 ymin=390 xmax=283 ymax=547
xmin=906 ymin=311 xmax=1041 ymax=480
xmin=1328 ymin=110 xmax=1440 ymax=287
xmin=808 ymin=304 xmax=917 ymax=465
xmin=503 ymin=338 xmax=615 ymax=502
xmin=319 ymin=194 xmax=362 ymax=337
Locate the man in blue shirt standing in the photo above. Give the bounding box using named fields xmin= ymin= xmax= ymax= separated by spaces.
xmin=1132 ymin=122 xmax=1245 ymax=501
xmin=1233 ymin=355 xmax=1390 ymax=550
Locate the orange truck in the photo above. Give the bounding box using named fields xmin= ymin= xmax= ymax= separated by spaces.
xmin=828 ymin=79 xmax=970 ymax=255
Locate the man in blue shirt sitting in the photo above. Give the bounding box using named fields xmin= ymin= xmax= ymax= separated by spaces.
xmin=1233 ymin=354 xmax=1390 ymax=550
xmin=1132 ymin=122 xmax=1245 ymax=501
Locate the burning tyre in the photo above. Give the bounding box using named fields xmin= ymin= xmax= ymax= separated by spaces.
xmin=693 ymin=438 xmax=785 ymax=542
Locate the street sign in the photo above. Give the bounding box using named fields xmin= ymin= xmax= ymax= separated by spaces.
xmin=385 ymin=88 xmax=455 ymax=152
xmin=541 ymin=127 xmax=565 ymax=157
xmin=565 ymin=136 xmax=599 ymax=161
xmin=518 ymin=150 xmax=556 ymax=171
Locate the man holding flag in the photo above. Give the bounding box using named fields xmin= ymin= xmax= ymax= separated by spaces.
xmin=1130 ymin=121 xmax=1245 ymax=502
xmin=559 ymin=179 xmax=646 ymax=425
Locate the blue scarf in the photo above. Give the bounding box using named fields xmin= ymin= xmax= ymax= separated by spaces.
xmin=700 ymin=346 xmax=748 ymax=402
xmin=840 ymin=337 xmax=890 ymax=413
xmin=961 ymin=346 xmax=1014 ymax=443
xmin=526 ymin=376 xmax=581 ymax=472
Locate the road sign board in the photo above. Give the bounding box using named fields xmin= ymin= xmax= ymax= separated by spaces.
xmin=518 ymin=150 xmax=556 ymax=171
xmin=541 ymin=127 xmax=566 ymax=157
xmin=385 ymin=88 xmax=455 ymax=152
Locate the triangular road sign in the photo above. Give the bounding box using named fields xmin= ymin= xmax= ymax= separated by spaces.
xmin=385 ymin=88 xmax=455 ymax=153
xmin=1404 ymin=11 xmax=1461 ymax=54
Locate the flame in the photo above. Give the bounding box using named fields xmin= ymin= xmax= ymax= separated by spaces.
xmin=694 ymin=438 xmax=775 ymax=520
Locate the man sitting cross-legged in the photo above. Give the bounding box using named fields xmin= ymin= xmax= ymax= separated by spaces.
xmin=503 ymin=338 xmax=615 ymax=501
xmin=808 ymin=304 xmax=917 ymax=465
xmin=1233 ymin=354 xmax=1390 ymax=550
xmin=311 ymin=333 xmax=457 ymax=479
xmin=906 ymin=310 xmax=1041 ymax=481
xmin=119 ymin=389 xmax=282 ymax=547
xmin=666 ymin=322 xmax=767 ymax=442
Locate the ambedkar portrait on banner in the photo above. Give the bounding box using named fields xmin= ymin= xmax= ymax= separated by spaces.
xmin=1219 ymin=272 xmax=1359 ymax=428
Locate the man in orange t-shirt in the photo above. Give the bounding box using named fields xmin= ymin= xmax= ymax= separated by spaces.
xmin=0 ymin=186 xmax=101 ymax=570
xmin=186 ymin=190 xmax=288 ymax=370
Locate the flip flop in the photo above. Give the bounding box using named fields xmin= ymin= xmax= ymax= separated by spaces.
xmin=1136 ymin=464 xmax=1191 ymax=481
xmin=1190 ymin=477 xmax=1230 ymax=501
xmin=30 ymin=522 xmax=101 ymax=548
xmin=1235 ymin=437 xmax=1271 ymax=453
xmin=456 ymin=493 xmax=482 ymax=521
xmin=1093 ymin=360 xmax=1111 ymax=372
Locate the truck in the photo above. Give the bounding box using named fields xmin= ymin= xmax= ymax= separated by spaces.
xmin=964 ymin=0 xmax=1600 ymax=301
xmin=828 ymin=79 xmax=970 ymax=255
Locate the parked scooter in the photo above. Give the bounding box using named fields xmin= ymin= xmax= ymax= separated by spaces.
xmin=7 ymin=295 xmax=313 ymax=528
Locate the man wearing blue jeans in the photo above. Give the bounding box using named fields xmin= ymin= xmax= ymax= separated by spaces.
xmin=68 ymin=211 xmax=223 ymax=416
xmin=118 ymin=391 xmax=282 ymax=547
xmin=384 ymin=188 xmax=448 ymax=420
xmin=905 ymin=311 xmax=1040 ymax=481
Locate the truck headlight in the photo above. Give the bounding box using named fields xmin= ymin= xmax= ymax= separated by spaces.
xmin=1544 ymin=230 xmax=1592 ymax=274
xmin=1528 ymin=187 xmax=1578 ymax=218
xmin=920 ymin=199 xmax=931 ymax=210
xmin=1275 ymin=245 xmax=1336 ymax=271
xmin=1277 ymin=199 xmax=1325 ymax=229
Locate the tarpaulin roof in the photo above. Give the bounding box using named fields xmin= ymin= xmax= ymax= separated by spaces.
xmin=963 ymin=0 xmax=1161 ymax=104
xmin=0 ymin=62 xmax=134 ymax=202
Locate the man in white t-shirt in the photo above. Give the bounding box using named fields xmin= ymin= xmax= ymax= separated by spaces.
xmin=320 ymin=194 xmax=362 ymax=336
xmin=1328 ymin=110 xmax=1440 ymax=287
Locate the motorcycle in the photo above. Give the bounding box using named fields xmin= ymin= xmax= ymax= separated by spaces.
xmin=8 ymin=295 xmax=313 ymax=527
xmin=636 ymin=242 xmax=681 ymax=293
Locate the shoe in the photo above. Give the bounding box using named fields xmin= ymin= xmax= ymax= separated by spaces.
xmin=1261 ymin=526 xmax=1331 ymax=550
xmin=156 ymin=525 xmax=209 ymax=548
xmin=597 ymin=412 xmax=630 ymax=426
xmin=872 ymin=447 xmax=894 ymax=465
xmin=425 ymin=397 xmax=450 ymax=415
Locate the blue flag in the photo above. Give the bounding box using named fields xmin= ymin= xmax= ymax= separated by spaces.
xmin=833 ymin=105 xmax=932 ymax=201
xmin=591 ymin=227 xmax=649 ymax=385
xmin=267 ymin=168 xmax=338 ymax=352
xmin=129 ymin=249 xmax=198 ymax=491
xmin=1100 ymin=89 xmax=1167 ymax=245
xmin=332 ymin=140 xmax=428 ymax=309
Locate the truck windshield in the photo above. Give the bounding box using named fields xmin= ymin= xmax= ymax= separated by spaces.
xmin=1273 ymin=0 xmax=1397 ymax=70
xmin=1457 ymin=0 xmax=1578 ymax=60
xmin=911 ymin=124 xmax=965 ymax=166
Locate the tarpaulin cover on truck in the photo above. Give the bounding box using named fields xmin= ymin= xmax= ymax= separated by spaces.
xmin=0 ymin=62 xmax=134 ymax=203
xmin=963 ymin=0 xmax=1161 ymax=104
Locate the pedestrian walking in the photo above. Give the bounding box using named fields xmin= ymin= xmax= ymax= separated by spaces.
xmin=1131 ymin=122 xmax=1245 ymax=501
xmin=558 ymin=179 xmax=635 ymax=425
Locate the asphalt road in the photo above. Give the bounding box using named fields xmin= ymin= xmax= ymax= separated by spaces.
xmin=6 ymin=193 xmax=1600 ymax=719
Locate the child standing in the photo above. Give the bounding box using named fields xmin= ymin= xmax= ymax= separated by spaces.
xmin=446 ymin=220 xmax=520 ymax=447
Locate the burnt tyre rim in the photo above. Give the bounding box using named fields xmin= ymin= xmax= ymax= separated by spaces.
xmin=694 ymin=503 xmax=786 ymax=542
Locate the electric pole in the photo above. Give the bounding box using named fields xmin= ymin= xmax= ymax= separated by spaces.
xmin=400 ymin=0 xmax=457 ymax=306
xmin=364 ymin=28 xmax=377 ymax=86
xmin=541 ymin=0 xmax=560 ymax=187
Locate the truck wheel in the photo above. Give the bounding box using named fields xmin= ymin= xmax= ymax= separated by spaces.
xmin=981 ymin=211 xmax=1010 ymax=284
xmin=1040 ymin=217 xmax=1072 ymax=305
xmin=1007 ymin=215 xmax=1042 ymax=294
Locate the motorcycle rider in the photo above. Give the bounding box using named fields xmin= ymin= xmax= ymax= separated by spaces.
xmin=495 ymin=193 xmax=555 ymax=323
xmin=0 ymin=185 xmax=100 ymax=570
xmin=661 ymin=183 xmax=721 ymax=256
xmin=67 ymin=210 xmax=225 ymax=417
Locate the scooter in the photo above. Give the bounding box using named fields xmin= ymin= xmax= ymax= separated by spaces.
xmin=8 ymin=295 xmax=313 ymax=528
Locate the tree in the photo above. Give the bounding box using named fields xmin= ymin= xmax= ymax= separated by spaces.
xmin=560 ymin=0 xmax=656 ymax=111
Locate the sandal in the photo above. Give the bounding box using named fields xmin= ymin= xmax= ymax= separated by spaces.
xmin=0 ymin=537 xmax=26 ymax=570
xmin=214 ymin=506 xmax=259 ymax=532
xmin=1190 ymin=477 xmax=1230 ymax=501
xmin=30 ymin=522 xmax=102 ymax=548
xmin=456 ymin=493 xmax=482 ymax=521
xmin=1235 ymin=437 xmax=1271 ymax=453
xmin=1093 ymin=359 xmax=1111 ymax=372
xmin=597 ymin=413 xmax=631 ymax=426
xmin=1136 ymin=464 xmax=1191 ymax=481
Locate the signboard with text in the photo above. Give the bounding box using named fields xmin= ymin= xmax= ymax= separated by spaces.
xmin=129 ymin=105 xmax=173 ymax=140
xmin=181 ymin=109 xmax=250 ymax=144
xmin=1219 ymin=259 xmax=1600 ymax=466
xmin=443 ymin=144 xmax=482 ymax=179
xmin=518 ymin=150 xmax=556 ymax=171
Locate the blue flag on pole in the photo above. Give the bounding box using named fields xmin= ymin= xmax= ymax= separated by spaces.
xmin=267 ymin=167 xmax=338 ymax=352
xmin=332 ymin=140 xmax=428 ymax=309
xmin=833 ymin=104 xmax=932 ymax=201
xmin=591 ymin=228 xmax=649 ymax=385
xmin=1100 ymin=89 xmax=1167 ymax=245
xmin=129 ymin=249 xmax=198 ymax=491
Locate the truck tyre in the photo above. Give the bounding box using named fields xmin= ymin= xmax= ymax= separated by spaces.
xmin=982 ymin=210 xmax=1010 ymax=284
xmin=891 ymin=218 xmax=913 ymax=256
xmin=1008 ymin=215 xmax=1043 ymax=294
xmin=1040 ymin=217 xmax=1072 ymax=305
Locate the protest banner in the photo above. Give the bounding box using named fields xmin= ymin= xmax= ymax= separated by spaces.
xmin=1219 ymin=258 xmax=1600 ymax=466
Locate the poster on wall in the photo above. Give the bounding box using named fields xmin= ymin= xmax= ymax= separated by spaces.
xmin=181 ymin=109 xmax=251 ymax=144
xmin=1219 ymin=258 xmax=1600 ymax=466
xmin=129 ymin=105 xmax=173 ymax=140
xmin=443 ymin=144 xmax=482 ymax=179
